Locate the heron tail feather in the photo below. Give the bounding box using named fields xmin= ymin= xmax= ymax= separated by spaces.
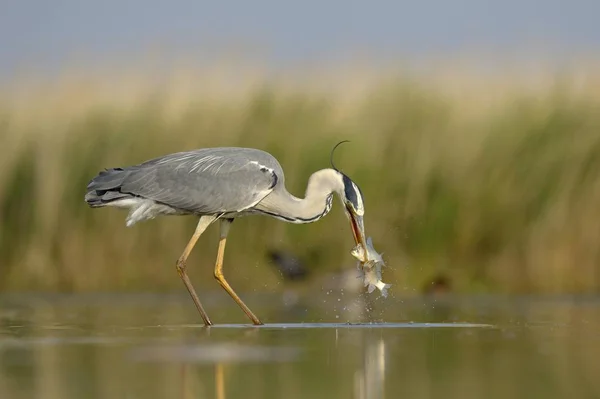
xmin=84 ymin=167 xmax=130 ymax=207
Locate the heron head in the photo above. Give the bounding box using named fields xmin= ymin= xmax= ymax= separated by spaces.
xmin=339 ymin=172 xmax=367 ymax=256
xmin=329 ymin=140 xmax=368 ymax=255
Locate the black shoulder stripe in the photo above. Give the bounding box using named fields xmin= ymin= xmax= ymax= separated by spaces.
xmin=269 ymin=170 xmax=278 ymax=189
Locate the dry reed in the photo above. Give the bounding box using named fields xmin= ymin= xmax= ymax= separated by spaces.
xmin=1 ymin=59 xmax=600 ymax=294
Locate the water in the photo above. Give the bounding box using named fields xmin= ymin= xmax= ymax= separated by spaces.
xmin=0 ymin=292 xmax=599 ymax=399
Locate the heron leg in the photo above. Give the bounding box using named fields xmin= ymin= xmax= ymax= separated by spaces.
xmin=176 ymin=215 xmax=217 ymax=326
xmin=214 ymin=218 xmax=263 ymax=325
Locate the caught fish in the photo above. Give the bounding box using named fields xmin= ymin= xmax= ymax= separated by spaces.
xmin=351 ymin=237 xmax=391 ymax=297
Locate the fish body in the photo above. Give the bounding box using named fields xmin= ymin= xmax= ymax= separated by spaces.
xmin=351 ymin=237 xmax=391 ymax=297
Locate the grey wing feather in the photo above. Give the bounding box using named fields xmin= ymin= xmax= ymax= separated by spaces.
xmin=87 ymin=148 xmax=282 ymax=215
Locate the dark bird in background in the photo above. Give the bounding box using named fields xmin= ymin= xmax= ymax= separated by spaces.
xmin=266 ymin=249 xmax=310 ymax=282
xmin=422 ymin=274 xmax=452 ymax=296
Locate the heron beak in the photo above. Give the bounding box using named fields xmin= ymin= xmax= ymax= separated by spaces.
xmin=346 ymin=205 xmax=367 ymax=259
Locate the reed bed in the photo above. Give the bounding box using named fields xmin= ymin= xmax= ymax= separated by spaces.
xmin=1 ymin=59 xmax=600 ymax=294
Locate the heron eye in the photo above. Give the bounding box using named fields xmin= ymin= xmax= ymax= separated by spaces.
xmin=345 ymin=199 xmax=364 ymax=216
xmin=354 ymin=204 xmax=364 ymax=216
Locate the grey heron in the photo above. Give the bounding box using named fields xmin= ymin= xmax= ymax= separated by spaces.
xmin=84 ymin=142 xmax=367 ymax=326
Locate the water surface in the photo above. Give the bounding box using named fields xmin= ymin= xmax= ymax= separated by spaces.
xmin=0 ymin=292 xmax=598 ymax=398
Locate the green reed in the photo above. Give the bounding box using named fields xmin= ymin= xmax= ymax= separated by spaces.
xmin=1 ymin=65 xmax=599 ymax=294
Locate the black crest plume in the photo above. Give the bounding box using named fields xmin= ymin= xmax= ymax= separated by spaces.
xmin=329 ymin=140 xmax=350 ymax=173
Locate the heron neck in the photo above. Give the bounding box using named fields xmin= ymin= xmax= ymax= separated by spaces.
xmin=255 ymin=168 xmax=344 ymax=224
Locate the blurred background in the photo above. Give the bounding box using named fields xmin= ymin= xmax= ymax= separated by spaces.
xmin=1 ymin=2 xmax=600 ymax=398
xmin=1 ymin=0 xmax=600 ymax=295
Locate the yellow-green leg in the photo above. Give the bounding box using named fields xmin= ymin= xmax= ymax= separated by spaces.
xmin=213 ymin=219 xmax=263 ymax=325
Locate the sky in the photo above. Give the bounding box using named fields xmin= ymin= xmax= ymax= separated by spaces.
xmin=1 ymin=0 xmax=599 ymax=77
